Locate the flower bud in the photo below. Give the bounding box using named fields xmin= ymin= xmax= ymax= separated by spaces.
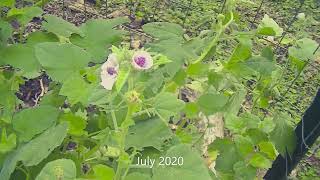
xmin=217 ymin=14 xmax=225 ymax=22
xmin=125 ymin=90 xmax=141 ymax=104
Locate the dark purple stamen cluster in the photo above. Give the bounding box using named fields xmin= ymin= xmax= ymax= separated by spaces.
xmin=66 ymin=141 xmax=77 ymax=151
xmin=107 ymin=67 xmax=117 ymax=75
xmin=134 ymin=56 xmax=146 ymax=67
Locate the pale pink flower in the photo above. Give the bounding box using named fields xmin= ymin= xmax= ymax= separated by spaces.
xmin=131 ymin=51 xmax=153 ymax=70
xmin=100 ymin=54 xmax=119 ymax=90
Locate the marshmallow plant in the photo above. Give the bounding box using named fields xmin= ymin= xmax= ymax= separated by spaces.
xmin=0 ymin=0 xmax=315 ymax=179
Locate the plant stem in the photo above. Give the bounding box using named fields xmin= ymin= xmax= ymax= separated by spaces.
xmin=193 ymin=12 xmax=234 ymax=64
xmin=114 ymin=104 xmax=135 ymax=180
xmin=84 ymin=144 xmax=100 ymax=160
xmin=111 ymin=110 xmax=119 ymax=131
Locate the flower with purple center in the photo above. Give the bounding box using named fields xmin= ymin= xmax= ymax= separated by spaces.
xmin=131 ymin=51 xmax=153 ymax=70
xmin=100 ymin=54 xmax=119 ymax=90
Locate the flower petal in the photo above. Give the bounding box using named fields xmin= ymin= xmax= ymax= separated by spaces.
xmin=131 ymin=51 xmax=153 ymax=70
xmin=100 ymin=53 xmax=119 ymax=90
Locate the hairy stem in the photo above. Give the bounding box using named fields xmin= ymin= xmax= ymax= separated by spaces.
xmin=193 ymin=12 xmax=234 ymax=64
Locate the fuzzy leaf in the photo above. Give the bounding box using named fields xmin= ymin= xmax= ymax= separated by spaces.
xmin=288 ymin=38 xmax=319 ymax=72
xmin=249 ymin=152 xmax=272 ymax=169
xmin=43 ymin=15 xmax=83 ymax=37
xmin=197 ymin=93 xmax=228 ymax=115
xmin=35 ymin=42 xmax=91 ymax=82
xmin=36 ymin=159 xmax=76 ymax=180
xmin=126 ymin=117 xmax=172 ymax=150
xmin=26 ymin=32 xmax=59 ymax=45
xmin=257 ymin=14 xmax=283 ymax=36
xmin=7 ymin=7 xmax=43 ymax=26
xmin=59 ymin=74 xmax=91 ymax=105
xmin=153 ymin=144 xmax=211 ymax=180
xmin=59 ymin=112 xmax=87 ymax=136
xmin=0 ymin=0 xmax=14 ymax=7
xmin=92 ymin=164 xmax=115 ymax=180
xmin=208 ymin=138 xmax=241 ymax=173
xmin=258 ymin=141 xmax=277 ymax=160
xmin=0 ymin=130 xmax=16 ymax=154
xmin=0 ymin=44 xmax=41 ymax=78
xmin=154 ymin=92 xmax=185 ymax=121
xmin=12 ymin=105 xmax=60 ymax=142
xmin=270 ymin=113 xmax=297 ymax=156
xmin=0 ymin=20 xmax=12 ymax=47
xmin=70 ymin=18 xmax=129 ymax=63
xmin=0 ymin=123 xmax=68 ymax=180
xmin=143 ymin=22 xmax=184 ymax=42
xmin=125 ymin=172 xmax=151 ymax=180
xmin=233 ymin=161 xmax=256 ymax=180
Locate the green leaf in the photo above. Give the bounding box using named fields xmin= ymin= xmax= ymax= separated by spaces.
xmin=145 ymin=27 xmax=197 ymax=78
xmin=92 ymin=164 xmax=115 ymax=180
xmin=0 ymin=0 xmax=14 ymax=7
xmin=0 ymin=44 xmax=41 ymax=78
xmin=208 ymin=71 xmax=230 ymax=91
xmin=12 ymin=105 xmax=60 ymax=142
xmin=245 ymin=128 xmax=268 ymax=145
xmin=197 ymin=93 xmax=228 ymax=115
xmin=125 ymin=172 xmax=151 ymax=180
xmin=208 ymin=138 xmax=241 ymax=173
xmin=43 ymin=15 xmax=83 ymax=37
xmin=59 ymin=112 xmax=87 ymax=136
xmin=0 ymin=75 xmax=18 ymax=123
xmin=173 ymin=69 xmax=187 ymax=86
xmin=0 ymin=152 xmax=18 ymax=180
xmin=154 ymin=92 xmax=185 ymax=121
xmin=249 ymin=152 xmax=272 ymax=169
xmin=115 ymin=66 xmax=130 ymax=92
xmin=26 ymin=32 xmax=59 ymax=46
xmin=70 ymin=18 xmax=129 ymax=63
xmin=0 ymin=129 xmax=16 ymax=154
xmin=0 ymin=20 xmax=12 ymax=47
xmin=234 ymin=135 xmax=254 ymax=157
xmin=35 ymin=42 xmax=91 ymax=82
xmin=0 ymin=123 xmax=68 ymax=180
xmin=224 ymin=87 xmax=246 ymax=116
xmin=7 ymin=7 xmax=43 ymax=26
xmin=257 ymin=14 xmax=283 ymax=36
xmin=40 ymin=86 xmax=66 ymax=107
xmin=143 ymin=22 xmax=184 ymax=42
xmin=245 ymin=56 xmax=276 ymax=76
xmin=270 ymin=113 xmax=297 ymax=156
xmin=261 ymin=47 xmax=275 ymax=61
xmin=186 ymin=62 xmax=209 ymax=77
xmin=35 ymin=159 xmax=76 ymax=180
xmin=59 ymin=74 xmax=91 ymax=105
xmin=126 ymin=117 xmax=172 ymax=151
xmin=225 ymin=113 xmax=260 ymax=134
xmin=87 ymin=87 xmax=112 ymax=106
xmin=258 ymin=117 xmax=275 ymax=134
xmin=288 ymin=38 xmax=319 ymax=72
xmin=228 ymin=42 xmax=252 ymax=64
xmin=153 ymin=144 xmax=211 ymax=180
xmin=19 ymin=122 xmax=68 ymax=166
xmin=183 ymin=102 xmax=200 ymax=118
xmin=233 ymin=161 xmax=256 ymax=180
xmin=226 ymin=55 xmax=276 ymax=77
xmin=258 ymin=141 xmax=277 ymax=160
